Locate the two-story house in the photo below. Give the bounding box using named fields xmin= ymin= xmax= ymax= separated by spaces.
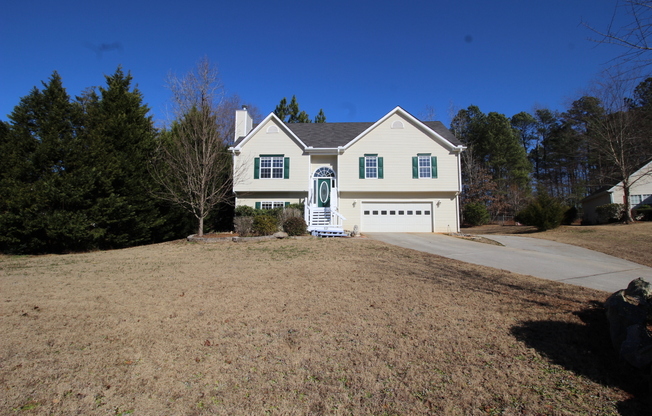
xmin=229 ymin=106 xmax=465 ymax=234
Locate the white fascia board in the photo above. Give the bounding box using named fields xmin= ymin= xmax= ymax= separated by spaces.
xmin=341 ymin=106 xmax=461 ymax=152
xmin=231 ymin=112 xmax=308 ymax=151
xmin=305 ymin=147 xmax=340 ymax=155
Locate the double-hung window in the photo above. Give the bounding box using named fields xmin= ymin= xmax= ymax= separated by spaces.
xmin=418 ymin=155 xmax=431 ymax=178
xmin=412 ymin=154 xmax=438 ymax=179
xmin=359 ymin=154 xmax=384 ymax=179
xmin=366 ymin=156 xmax=378 ymax=178
xmin=258 ymin=201 xmax=287 ymax=210
xmin=254 ymin=155 xmax=290 ymax=179
xmin=261 ymin=156 xmax=283 ymax=178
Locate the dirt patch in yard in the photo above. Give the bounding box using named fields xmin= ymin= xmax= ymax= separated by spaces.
xmin=465 ymin=222 xmax=652 ymax=268
xmin=0 ymin=238 xmax=648 ymax=415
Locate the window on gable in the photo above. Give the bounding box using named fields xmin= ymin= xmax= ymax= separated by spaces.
xmin=366 ymin=156 xmax=378 ymax=179
xmin=261 ymin=156 xmax=284 ymax=178
xmin=412 ymin=155 xmax=437 ymax=179
xmin=255 ymin=155 xmax=289 ymax=179
xmin=359 ymin=155 xmax=383 ymax=179
xmin=418 ymin=155 xmax=431 ymax=178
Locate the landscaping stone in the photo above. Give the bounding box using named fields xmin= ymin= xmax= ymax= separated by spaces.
xmin=605 ymin=278 xmax=652 ymax=370
xmin=273 ymin=232 xmax=289 ymax=239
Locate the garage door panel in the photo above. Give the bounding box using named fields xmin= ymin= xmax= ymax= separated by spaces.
xmin=362 ymin=202 xmax=432 ymax=232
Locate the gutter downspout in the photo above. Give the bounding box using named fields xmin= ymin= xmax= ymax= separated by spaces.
xmin=455 ymin=147 xmax=463 ymax=233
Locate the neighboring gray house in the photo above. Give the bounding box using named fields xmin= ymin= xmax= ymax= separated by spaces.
xmin=582 ymin=160 xmax=652 ymax=223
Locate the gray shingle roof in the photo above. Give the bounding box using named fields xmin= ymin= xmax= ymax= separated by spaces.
xmin=284 ymin=122 xmax=373 ymax=148
xmin=284 ymin=120 xmax=463 ymax=148
xmin=233 ymin=118 xmax=463 ymax=148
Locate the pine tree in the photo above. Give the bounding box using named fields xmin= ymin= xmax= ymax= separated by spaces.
xmin=273 ymin=95 xmax=322 ymax=123
xmin=0 ymin=72 xmax=89 ymax=253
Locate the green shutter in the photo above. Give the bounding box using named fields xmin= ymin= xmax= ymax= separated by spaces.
xmin=378 ymin=157 xmax=384 ymax=179
xmin=254 ymin=157 xmax=260 ymax=179
xmin=431 ymin=156 xmax=438 ymax=178
xmin=412 ymin=156 xmax=418 ymax=178
xmin=255 ymin=202 xmax=261 ymax=209
xmin=284 ymin=157 xmax=290 ymax=179
xmin=285 ymin=202 xmax=290 ymax=207
xmin=359 ymin=157 xmax=365 ymax=179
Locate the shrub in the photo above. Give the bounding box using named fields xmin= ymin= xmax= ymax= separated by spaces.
xmin=283 ymin=216 xmax=308 ymax=236
xmin=463 ymin=202 xmax=490 ymax=226
xmin=278 ymin=207 xmax=303 ymax=225
xmin=233 ymin=216 xmax=254 ymax=236
xmin=596 ymin=203 xmax=624 ymax=224
xmin=634 ymin=204 xmax=652 ymax=221
xmin=234 ymin=205 xmax=256 ymax=217
xmin=253 ymin=215 xmax=278 ymax=236
xmin=515 ymin=192 xmax=566 ymax=231
xmin=562 ymin=206 xmax=579 ymax=225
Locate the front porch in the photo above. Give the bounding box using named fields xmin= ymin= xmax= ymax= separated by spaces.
xmin=305 ymin=166 xmax=348 ymax=237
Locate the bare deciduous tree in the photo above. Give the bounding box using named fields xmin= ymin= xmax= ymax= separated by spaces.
xmin=588 ymin=71 xmax=652 ymax=222
xmin=584 ymin=0 xmax=652 ymax=70
xmin=151 ymin=57 xmax=241 ymax=236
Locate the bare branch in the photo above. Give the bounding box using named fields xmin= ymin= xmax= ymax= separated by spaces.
xmin=150 ymin=57 xmax=243 ymax=236
xmin=584 ymin=0 xmax=652 ymax=70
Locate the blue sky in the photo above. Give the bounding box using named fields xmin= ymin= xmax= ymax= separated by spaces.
xmin=0 ymin=0 xmax=635 ymax=126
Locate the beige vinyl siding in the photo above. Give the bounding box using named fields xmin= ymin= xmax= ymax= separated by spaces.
xmin=611 ymin=165 xmax=652 ymax=207
xmin=310 ymin=155 xmax=337 ymax=173
xmin=234 ymin=119 xmax=308 ymax=193
xmin=339 ymin=114 xmax=460 ymax=193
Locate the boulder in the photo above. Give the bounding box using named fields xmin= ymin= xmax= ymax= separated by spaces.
xmin=605 ymin=278 xmax=652 ymax=369
xmin=273 ymin=232 xmax=289 ymax=239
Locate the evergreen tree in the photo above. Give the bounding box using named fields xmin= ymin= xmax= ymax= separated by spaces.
xmin=0 ymin=72 xmax=89 ymax=253
xmin=81 ymin=67 xmax=173 ymax=248
xmin=273 ymin=95 xmax=323 ymax=123
xmin=314 ymin=109 xmax=326 ymax=123
xmin=451 ymin=106 xmax=531 ymax=217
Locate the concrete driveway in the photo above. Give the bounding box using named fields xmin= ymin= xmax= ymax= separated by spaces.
xmin=365 ymin=233 xmax=652 ymax=293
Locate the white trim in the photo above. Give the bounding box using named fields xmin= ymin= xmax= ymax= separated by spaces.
xmin=261 ymin=201 xmax=286 ymax=210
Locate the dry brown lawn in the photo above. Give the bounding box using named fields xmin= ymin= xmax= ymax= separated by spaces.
xmin=464 ymin=222 xmax=652 ymax=268
xmin=0 ymin=238 xmax=649 ymax=415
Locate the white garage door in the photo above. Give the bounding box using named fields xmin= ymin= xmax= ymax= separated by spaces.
xmin=361 ymin=202 xmax=433 ymax=232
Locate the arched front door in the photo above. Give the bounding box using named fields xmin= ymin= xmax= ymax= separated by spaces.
xmin=313 ymin=167 xmax=336 ymax=209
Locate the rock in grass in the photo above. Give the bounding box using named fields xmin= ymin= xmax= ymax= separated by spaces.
xmin=605 ymin=278 xmax=652 ymax=369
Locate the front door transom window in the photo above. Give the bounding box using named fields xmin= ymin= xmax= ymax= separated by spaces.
xmin=314 ymin=167 xmax=335 ymax=178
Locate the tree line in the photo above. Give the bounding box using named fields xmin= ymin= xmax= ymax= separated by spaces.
xmin=452 ymin=75 xmax=652 ymax=224
xmin=0 ymin=58 xmax=326 ymax=254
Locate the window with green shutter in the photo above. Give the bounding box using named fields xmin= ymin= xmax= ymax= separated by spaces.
xmin=413 ymin=154 xmax=437 ymax=179
xmin=255 ymin=155 xmax=289 ymax=179
xmin=360 ymin=154 xmax=383 ymax=179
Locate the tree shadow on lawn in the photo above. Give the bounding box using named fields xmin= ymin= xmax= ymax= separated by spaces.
xmin=511 ymin=301 xmax=651 ymax=416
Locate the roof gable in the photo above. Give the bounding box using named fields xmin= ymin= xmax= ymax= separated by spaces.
xmin=607 ymin=159 xmax=652 ymax=192
xmin=231 ymin=113 xmax=307 ymax=151
xmin=230 ymin=106 xmax=464 ymax=153
xmin=342 ymin=106 xmax=464 ymax=151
